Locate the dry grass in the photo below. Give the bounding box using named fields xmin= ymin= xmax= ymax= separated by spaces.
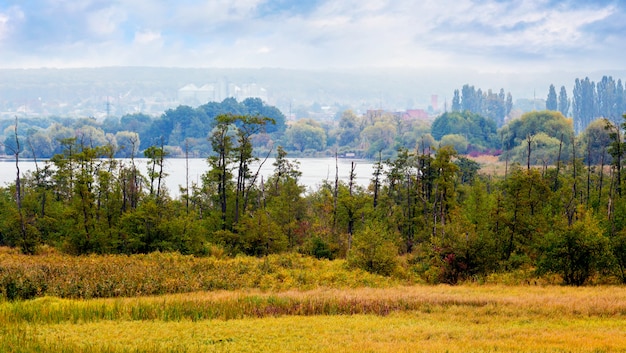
xmin=7 ymin=314 xmax=626 ymax=353
xmin=2 ymin=285 xmax=626 ymax=352
xmin=468 ymin=154 xmax=507 ymax=176
xmin=2 ymin=247 xmax=625 ymax=351
xmin=0 ymin=247 xmax=403 ymax=300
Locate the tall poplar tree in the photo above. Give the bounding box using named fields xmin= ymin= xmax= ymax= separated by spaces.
xmin=558 ymin=85 xmax=570 ymax=117
xmin=546 ymin=84 xmax=557 ymax=111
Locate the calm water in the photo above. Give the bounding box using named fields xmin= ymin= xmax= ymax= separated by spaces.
xmin=0 ymin=158 xmax=376 ymax=197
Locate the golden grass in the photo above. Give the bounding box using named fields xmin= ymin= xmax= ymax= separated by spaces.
xmin=7 ymin=314 xmax=626 ymax=353
xmin=0 ymin=247 xmax=403 ymax=300
xmin=2 ymin=247 xmax=625 ymax=351
xmin=2 ymin=285 xmax=626 ymax=352
xmin=468 ymin=154 xmax=507 ymax=176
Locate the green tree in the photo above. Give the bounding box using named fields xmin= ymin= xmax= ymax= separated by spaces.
xmin=120 ymin=113 xmax=153 ymax=150
xmin=536 ymin=210 xmax=611 ymax=285
xmin=508 ymin=132 xmax=564 ymax=166
xmin=206 ymin=115 xmax=236 ymax=231
xmin=440 ymin=134 xmax=469 ymax=154
xmin=455 ymin=156 xmax=481 ymax=184
xmin=546 ymin=84 xmax=557 ymax=111
xmin=580 ymin=119 xmax=611 ymax=165
xmin=25 ymin=129 xmax=53 ymax=158
xmin=143 ymin=143 xmax=169 ymax=200
xmin=431 ymin=111 xmax=498 ymax=150
xmin=500 ymin=110 xmax=574 ymax=165
xmin=242 ymin=97 xmax=286 ymax=134
xmin=115 ymin=131 xmax=140 ymax=158
xmin=431 ymin=145 xmax=459 ymax=240
xmin=232 ymin=115 xmax=273 ymax=225
xmin=605 ymin=118 xmax=624 ymax=197
xmin=572 ymin=77 xmax=596 ymax=133
xmin=347 ymin=220 xmax=399 ymax=276
xmin=285 ymin=119 xmax=327 ymax=153
xmin=558 ymin=85 xmax=570 ymax=117
xmin=361 ymin=121 xmax=395 ymax=157
xmin=67 ymin=144 xmax=99 ymax=253
xmin=265 ymin=146 xmax=306 ymax=249
xmin=234 ymin=212 xmax=288 ymax=256
xmin=451 ymin=89 xmax=461 ymax=112
xmin=498 ymin=167 xmax=551 ymax=265
xmin=337 ymin=110 xmax=361 ymax=147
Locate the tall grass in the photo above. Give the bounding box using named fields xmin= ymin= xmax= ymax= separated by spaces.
xmin=2 ymin=285 xmax=626 ymax=324
xmin=2 ymin=286 xmax=626 ymax=352
xmin=0 ymin=247 xmax=405 ymax=300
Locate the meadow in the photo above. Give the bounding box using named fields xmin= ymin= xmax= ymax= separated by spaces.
xmin=2 ymin=286 xmax=626 ymax=352
xmin=2 ymin=247 xmax=626 ymax=352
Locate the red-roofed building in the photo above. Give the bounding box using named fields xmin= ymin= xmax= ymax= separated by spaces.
xmin=402 ymin=109 xmax=429 ymax=120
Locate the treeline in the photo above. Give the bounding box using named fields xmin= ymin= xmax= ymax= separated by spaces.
xmin=451 ymin=85 xmax=513 ymax=127
xmin=546 ymin=76 xmax=626 ymax=133
xmin=3 ymin=113 xmax=626 ymax=286
xmin=430 ymin=109 xmax=614 ymax=168
xmin=4 ymin=76 xmax=626 ymax=162
xmin=1 ymin=97 xmax=286 ymax=159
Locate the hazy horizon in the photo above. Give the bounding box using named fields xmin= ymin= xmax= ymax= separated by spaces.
xmin=2 ymin=1 xmax=625 ymax=117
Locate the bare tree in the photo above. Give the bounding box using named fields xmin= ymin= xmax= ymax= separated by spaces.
xmin=7 ymin=117 xmax=34 ymax=254
xmin=526 ymin=133 xmax=535 ymax=171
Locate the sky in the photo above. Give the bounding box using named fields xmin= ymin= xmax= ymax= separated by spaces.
xmin=0 ymin=0 xmax=625 ymax=73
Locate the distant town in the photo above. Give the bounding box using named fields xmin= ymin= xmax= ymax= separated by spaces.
xmin=0 ymin=67 xmax=554 ymax=123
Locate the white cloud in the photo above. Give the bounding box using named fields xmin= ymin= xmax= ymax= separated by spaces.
xmin=0 ymin=6 xmax=24 ymax=42
xmin=134 ymin=30 xmax=162 ymax=45
xmin=86 ymin=6 xmax=127 ymax=36
xmin=0 ymin=0 xmax=623 ymax=72
xmin=0 ymin=13 xmax=8 ymax=40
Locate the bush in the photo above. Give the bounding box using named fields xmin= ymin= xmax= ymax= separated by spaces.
xmin=306 ymin=236 xmax=335 ymax=260
xmin=0 ymin=267 xmax=46 ymax=301
xmin=347 ymin=221 xmax=399 ymax=276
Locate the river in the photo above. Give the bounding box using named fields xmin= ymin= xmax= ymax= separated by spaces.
xmin=0 ymin=158 xmax=376 ymax=197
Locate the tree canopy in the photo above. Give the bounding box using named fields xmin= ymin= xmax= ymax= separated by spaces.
xmin=431 ymin=111 xmax=499 ymax=151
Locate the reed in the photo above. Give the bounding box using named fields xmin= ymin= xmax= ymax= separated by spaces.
xmin=0 ymin=247 xmax=404 ymax=300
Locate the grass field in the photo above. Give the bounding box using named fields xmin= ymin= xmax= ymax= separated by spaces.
xmin=2 ymin=285 xmax=626 ymax=352
xmin=470 ymin=154 xmax=507 ymax=176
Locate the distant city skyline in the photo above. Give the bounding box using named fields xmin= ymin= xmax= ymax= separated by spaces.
xmin=0 ymin=1 xmax=624 ymax=74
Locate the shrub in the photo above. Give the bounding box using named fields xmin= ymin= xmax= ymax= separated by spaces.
xmin=347 ymin=221 xmax=399 ymax=276
xmin=306 ymin=236 xmax=335 ymax=260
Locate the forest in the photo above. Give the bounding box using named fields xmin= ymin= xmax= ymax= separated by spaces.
xmin=0 ymin=110 xmax=625 ymax=287
xmin=1 ymin=77 xmax=626 ymax=288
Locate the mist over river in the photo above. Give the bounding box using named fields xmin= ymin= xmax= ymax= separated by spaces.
xmin=0 ymin=158 xmax=376 ymax=197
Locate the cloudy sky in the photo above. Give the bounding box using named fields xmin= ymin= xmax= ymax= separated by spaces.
xmin=0 ymin=0 xmax=624 ymax=73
